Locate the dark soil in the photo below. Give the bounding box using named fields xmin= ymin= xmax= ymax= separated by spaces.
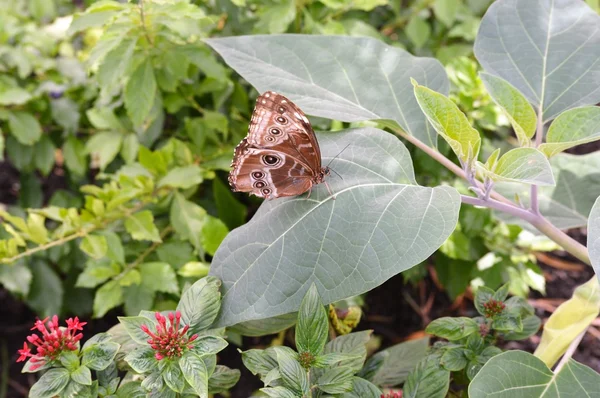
xmin=1 ymin=161 xmax=599 ymax=397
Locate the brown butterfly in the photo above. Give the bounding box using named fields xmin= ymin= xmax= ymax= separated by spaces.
xmin=228 ymin=91 xmax=331 ymax=200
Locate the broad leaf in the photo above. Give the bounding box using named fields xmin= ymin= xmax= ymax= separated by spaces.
xmin=496 ymin=152 xmax=600 ymax=229
xmin=340 ymin=378 xmax=382 ymax=398
xmin=210 ymin=128 xmax=460 ymax=326
xmin=71 ymin=365 xmax=92 ymax=386
xmin=118 ymin=315 xmax=154 ymax=345
xmin=324 ymin=331 xmax=372 ymax=373
xmin=413 ymin=80 xmax=481 ymax=164
xmin=480 ymin=73 xmax=536 ymax=146
xmin=534 ymin=277 xmax=600 ymax=367
xmin=425 ymin=317 xmax=479 ymax=341
xmin=469 ymin=351 xmax=600 ymax=397
xmin=317 ymin=367 xmax=354 ymax=394
xmin=125 ymin=58 xmax=157 ymax=127
xmin=403 ymin=356 xmax=450 ymax=398
xmin=171 ymin=192 xmax=206 ymax=250
xmin=205 ymin=35 xmax=448 ymax=147
xmin=296 ymin=284 xmax=329 ymax=356
xmin=158 ymin=165 xmax=204 ymax=189
xmin=80 ymin=234 xmax=108 ymax=259
xmin=93 ymin=280 xmax=123 ymax=318
xmin=480 ymin=148 xmax=554 ymax=186
xmin=7 ymin=111 xmax=42 ymax=145
xmin=125 ymin=211 xmax=161 ymax=242
xmin=180 ymin=352 xmax=209 ymax=398
xmin=274 ymin=347 xmax=309 ymax=395
xmin=81 ymin=334 xmax=120 ymax=371
xmin=85 ymin=131 xmax=123 ymax=170
xmin=475 ymin=0 xmax=600 ymax=122
xmin=207 ymin=365 xmax=241 ymax=394
xmin=29 ymin=368 xmax=70 ymax=398
xmin=540 ymin=106 xmax=600 ymax=158
xmin=140 ymin=262 xmax=179 ymax=294
xmin=125 ymin=346 xmax=158 ymax=373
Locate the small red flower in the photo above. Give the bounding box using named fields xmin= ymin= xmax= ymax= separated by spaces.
xmin=141 ymin=311 xmax=198 ymax=361
xmin=483 ymin=299 xmax=506 ymax=318
xmin=17 ymin=315 xmax=87 ymax=370
xmin=381 ymin=392 xmax=402 ymax=398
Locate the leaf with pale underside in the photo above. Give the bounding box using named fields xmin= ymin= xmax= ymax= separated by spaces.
xmin=413 ymin=80 xmax=480 ymax=165
xmin=205 ymin=35 xmax=448 ymax=147
xmin=475 ymin=0 xmax=600 ymax=122
xmin=479 ymin=148 xmax=554 ymax=186
xmin=540 ymin=106 xmax=600 ymax=158
xmin=209 ymin=128 xmax=460 ymax=326
xmin=469 ymin=351 xmax=600 ymax=398
xmin=480 ymin=73 xmax=536 ymax=146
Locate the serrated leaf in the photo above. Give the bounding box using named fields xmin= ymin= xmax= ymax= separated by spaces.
xmin=86 ymin=131 xmax=123 ymax=170
xmin=140 ymin=262 xmax=179 ymax=294
xmin=125 ymin=59 xmax=157 ymax=127
xmin=158 ymin=165 xmax=204 ymax=189
xmin=425 ymin=317 xmax=479 ymax=341
xmin=469 ymin=351 xmax=600 ymax=398
xmin=474 ymin=0 xmax=600 ymax=122
xmin=413 ymin=80 xmax=480 ymax=164
xmin=93 ymin=280 xmax=123 ymax=318
xmin=125 ymin=211 xmax=161 ymax=242
xmin=209 ymin=128 xmax=460 ymax=327
xmin=480 ymin=73 xmax=536 ymax=146
xmin=296 ymin=284 xmax=328 ymax=357
xmin=540 ymin=107 xmax=600 ymax=158
xmin=480 ymin=148 xmax=555 ymax=186
xmin=80 ymin=234 xmax=108 ymax=259
xmin=403 ymin=357 xmax=450 ymax=398
xmin=205 ymin=35 xmax=448 ymax=147
xmin=7 ymin=111 xmax=42 ymax=145
xmin=170 ymin=192 xmax=206 ymax=250
xmin=180 ymin=352 xmax=209 ymax=398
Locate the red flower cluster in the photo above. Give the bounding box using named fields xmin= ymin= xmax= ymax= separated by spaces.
xmin=381 ymin=392 xmax=402 ymax=398
xmin=17 ymin=315 xmax=87 ymax=370
xmin=141 ymin=311 xmax=198 ymax=360
xmin=483 ymin=299 xmax=506 ymax=318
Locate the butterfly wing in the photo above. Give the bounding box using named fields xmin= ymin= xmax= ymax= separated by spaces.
xmin=246 ymin=91 xmax=322 ymax=172
xmin=229 ymin=139 xmax=313 ymax=199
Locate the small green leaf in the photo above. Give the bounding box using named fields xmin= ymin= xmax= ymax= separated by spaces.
xmin=178 ymin=261 xmax=210 ymax=278
xmin=296 ymin=284 xmax=329 ymax=357
xmin=433 ymin=0 xmax=459 ymax=27
xmin=60 ymin=351 xmax=81 ymax=372
xmin=0 ymin=263 xmax=32 ymax=296
xmin=340 ymin=377 xmax=382 ymax=397
xmin=158 ymin=165 xmax=204 ymax=189
xmin=82 ymin=334 xmax=120 ymax=371
xmin=124 ymin=346 xmax=158 ymax=373
xmin=191 ymin=336 xmax=228 ymax=357
xmin=176 ymin=276 xmax=221 ymax=333
xmin=480 ymin=148 xmax=555 ymax=186
xmin=425 ymin=317 xmax=479 ymax=340
xmin=480 ymin=73 xmax=536 ymax=147
xmin=93 ymin=280 xmax=123 ymax=318
xmin=207 ymin=365 xmax=241 ymax=393
xmin=63 ymin=136 xmax=88 ymax=177
xmin=0 ymin=87 xmax=32 ymax=106
xmin=403 ymin=356 xmax=450 ymax=398
xmin=413 ymin=80 xmax=480 ymax=164
xmin=317 ymin=367 xmax=354 ymax=394
xmin=260 ymin=386 xmax=298 ymax=397
xmin=503 ymin=315 xmax=541 ymax=340
xmin=213 ymin=177 xmax=247 ymax=229
xmin=125 ymin=59 xmax=157 ymax=127
xmin=80 ymin=234 xmax=108 ymax=259
xmin=120 ymin=134 xmax=140 ymax=164
xmin=29 ymin=368 xmax=70 ymax=398
xmin=118 ymin=315 xmax=154 ymax=345
xmin=474 ymin=286 xmax=494 ymax=316
xmin=180 ymin=352 xmax=209 ymax=398
xmin=7 ymin=111 xmax=42 ymax=145
xmin=125 ymin=211 xmax=161 ymax=242
xmin=85 ymin=131 xmax=123 ymax=170
xmin=492 ymin=313 xmax=522 ymax=332
xmin=201 ymin=216 xmax=228 ymax=256
xmin=540 ymin=106 xmax=600 ymax=157
xmin=170 ymin=192 xmax=206 ymax=250
xmin=241 ymin=349 xmax=279 ymax=379
xmin=140 ymin=262 xmax=179 ymax=294
xmin=34 ymin=136 xmax=56 ymax=176
xmin=162 ymin=360 xmax=185 ymax=393
xmin=71 ymin=365 xmax=92 ymax=386
xmin=440 ymin=347 xmax=468 ymax=371
xmin=274 ymin=346 xmax=309 ymax=394
xmin=406 ymin=16 xmax=431 ymax=48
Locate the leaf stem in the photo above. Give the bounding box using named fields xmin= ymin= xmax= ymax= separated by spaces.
xmin=139 ymin=0 xmax=154 ymax=46
xmin=531 ymin=108 xmax=545 ymax=215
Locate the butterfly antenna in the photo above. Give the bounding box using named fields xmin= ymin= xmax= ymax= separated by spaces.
xmin=330 ymin=168 xmax=343 ymax=180
xmin=326 ymin=143 xmax=350 ymax=168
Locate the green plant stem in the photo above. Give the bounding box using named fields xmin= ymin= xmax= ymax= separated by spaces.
xmin=113 ymin=226 xmax=173 ymax=282
xmin=139 ymin=0 xmax=154 ymax=46
xmin=394 ymin=128 xmax=512 ymax=204
xmin=461 ymin=195 xmax=591 ymax=265
xmin=531 ymin=108 xmax=545 ymax=215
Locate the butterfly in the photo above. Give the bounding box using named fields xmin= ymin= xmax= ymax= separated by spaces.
xmin=228 ymin=91 xmax=331 ymax=200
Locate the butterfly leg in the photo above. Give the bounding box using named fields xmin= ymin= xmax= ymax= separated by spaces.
xmin=324 ymin=181 xmax=336 ymax=200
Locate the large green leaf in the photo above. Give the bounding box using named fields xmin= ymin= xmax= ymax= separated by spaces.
xmin=496 ymin=152 xmax=600 ymax=229
xmin=209 ymin=128 xmax=460 ymax=326
xmin=475 ymin=0 xmax=600 ymax=122
xmin=205 ymin=35 xmax=448 ymax=147
xmin=469 ymin=351 xmax=600 ymax=397
xmin=540 ymin=106 xmax=600 ymax=158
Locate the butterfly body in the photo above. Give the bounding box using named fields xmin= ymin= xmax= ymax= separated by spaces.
xmin=229 ymin=91 xmax=330 ymax=199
